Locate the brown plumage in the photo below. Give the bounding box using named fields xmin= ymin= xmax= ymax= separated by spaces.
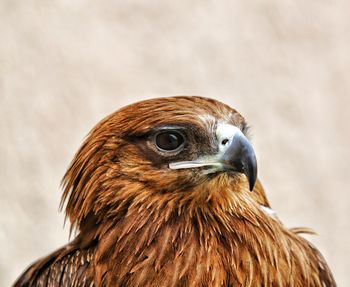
xmin=14 ymin=96 xmax=336 ymax=286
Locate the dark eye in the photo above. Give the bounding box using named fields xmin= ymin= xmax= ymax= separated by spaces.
xmin=155 ymin=131 xmax=185 ymax=152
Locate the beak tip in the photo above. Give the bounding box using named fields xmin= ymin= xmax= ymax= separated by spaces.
xmin=247 ymin=170 xmax=257 ymax=191
xmin=242 ymin=154 xmax=257 ymax=192
xmin=249 ymin=180 xmax=255 ymax=191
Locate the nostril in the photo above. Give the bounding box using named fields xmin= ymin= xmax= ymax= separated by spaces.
xmin=221 ymin=138 xmax=229 ymax=145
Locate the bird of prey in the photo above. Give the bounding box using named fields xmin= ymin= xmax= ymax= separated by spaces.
xmin=14 ymin=96 xmax=336 ymax=286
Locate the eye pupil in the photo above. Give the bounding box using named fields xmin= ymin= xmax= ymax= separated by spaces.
xmin=156 ymin=131 xmax=184 ymax=151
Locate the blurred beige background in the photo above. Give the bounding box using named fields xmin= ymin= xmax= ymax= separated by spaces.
xmin=1 ymin=1 xmax=349 ymax=286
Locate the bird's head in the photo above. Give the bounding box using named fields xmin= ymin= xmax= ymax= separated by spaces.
xmin=62 ymin=96 xmax=258 ymax=230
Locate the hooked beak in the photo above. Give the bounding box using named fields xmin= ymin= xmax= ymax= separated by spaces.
xmin=219 ymin=131 xmax=257 ymax=191
xmin=169 ymin=126 xmax=257 ymax=191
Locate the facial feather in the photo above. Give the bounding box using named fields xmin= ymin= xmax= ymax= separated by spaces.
xmin=61 ymin=96 xmax=248 ymax=230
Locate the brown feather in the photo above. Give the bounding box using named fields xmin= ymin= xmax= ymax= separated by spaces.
xmin=14 ymin=96 xmax=336 ymax=286
xmin=13 ymin=244 xmax=94 ymax=287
